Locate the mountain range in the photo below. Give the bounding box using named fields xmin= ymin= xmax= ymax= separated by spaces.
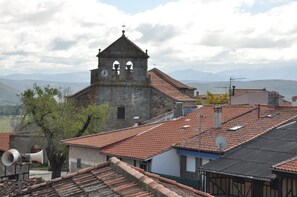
xmin=0 ymin=69 xmax=296 ymax=105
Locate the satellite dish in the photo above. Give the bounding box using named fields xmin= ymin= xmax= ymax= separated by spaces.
xmin=215 ymin=136 xmax=228 ymax=151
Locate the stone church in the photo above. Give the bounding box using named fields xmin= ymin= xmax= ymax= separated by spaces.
xmin=70 ymin=31 xmax=196 ymax=130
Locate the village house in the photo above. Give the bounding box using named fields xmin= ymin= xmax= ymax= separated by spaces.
xmin=62 ymin=105 xmax=254 ymax=175
xmin=230 ymin=88 xmax=291 ymax=106
xmin=200 ymin=116 xmax=297 ymax=197
xmin=174 ymin=105 xmax=297 ymax=188
xmin=6 ymin=157 xmax=212 ymax=197
xmin=70 ymin=31 xmax=197 ymax=131
xmin=0 ymin=132 xmax=30 ymax=181
xmin=273 ymin=156 xmax=297 ymax=197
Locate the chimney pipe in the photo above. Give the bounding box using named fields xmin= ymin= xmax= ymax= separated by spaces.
xmin=258 ymin=104 xmax=260 ymax=118
xmin=174 ymin=102 xmax=183 ymax=118
xmin=214 ymin=106 xmax=222 ymax=129
xmin=232 ymin=86 xmax=236 ymax=96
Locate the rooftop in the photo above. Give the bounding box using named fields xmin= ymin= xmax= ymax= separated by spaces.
xmin=63 ymin=105 xmax=254 ymax=160
xmin=148 ymin=68 xmax=195 ymax=102
xmin=273 ymin=156 xmax=297 ymax=174
xmin=200 ymin=119 xmax=297 ymax=181
xmin=11 ymin=157 xmax=212 ymax=197
xmin=175 ymin=106 xmax=297 ymax=153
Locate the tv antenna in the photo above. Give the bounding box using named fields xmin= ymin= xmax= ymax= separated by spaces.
xmin=229 ymin=77 xmax=246 ymax=103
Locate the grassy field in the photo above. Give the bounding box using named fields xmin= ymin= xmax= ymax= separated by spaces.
xmin=0 ymin=115 xmax=14 ymax=133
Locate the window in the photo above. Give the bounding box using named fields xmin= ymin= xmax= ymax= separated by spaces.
xmin=112 ymin=61 xmax=120 ymax=75
xmin=117 ymin=107 xmax=125 ymax=119
xmin=186 ymin=156 xmax=196 ymax=172
xmin=125 ymin=61 xmax=133 ymax=72
xmin=77 ymin=158 xmax=81 ymax=169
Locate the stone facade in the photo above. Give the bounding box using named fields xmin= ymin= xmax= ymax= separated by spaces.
xmin=71 ymin=31 xmax=196 ymax=131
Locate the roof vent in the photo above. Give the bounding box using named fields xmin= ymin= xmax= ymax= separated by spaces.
xmin=228 ymin=125 xmax=244 ymax=131
xmin=266 ymin=113 xmax=279 ymax=118
xmin=180 ymin=125 xmax=190 ymax=130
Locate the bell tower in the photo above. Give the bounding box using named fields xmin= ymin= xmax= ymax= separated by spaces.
xmin=91 ymin=30 xmax=150 ymax=85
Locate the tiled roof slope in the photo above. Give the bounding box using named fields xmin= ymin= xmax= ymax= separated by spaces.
xmin=201 ymin=119 xmax=297 ymax=181
xmin=62 ymin=123 xmax=164 ymax=148
xmin=15 ymin=157 xmax=212 ymax=197
xmin=0 ymin=132 xmax=11 ymax=152
xmin=149 ymin=68 xmax=192 ymax=90
xmin=148 ymin=69 xmax=196 ymax=102
xmin=175 ymin=106 xmax=297 ymax=153
xmin=273 ymin=156 xmax=297 ymax=173
xmin=233 ymin=88 xmax=283 ymax=97
xmin=100 ymin=105 xmax=254 ymax=160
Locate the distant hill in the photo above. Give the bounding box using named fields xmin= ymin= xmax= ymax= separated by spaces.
xmin=0 ymin=79 xmax=88 ymax=105
xmin=0 ymin=72 xmax=89 ymax=83
xmin=1 ymin=71 xmax=296 ymax=105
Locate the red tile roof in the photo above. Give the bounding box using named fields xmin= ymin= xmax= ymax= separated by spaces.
xmin=273 ymin=156 xmax=297 ymax=173
xmin=64 ymin=105 xmax=252 ymax=160
xmin=175 ymin=106 xmax=297 ymax=153
xmin=101 ymin=105 xmax=254 ymax=159
xmin=149 ymin=68 xmax=192 ymax=90
xmin=149 ymin=68 xmax=195 ymax=102
xmin=0 ymin=132 xmax=11 ymax=152
xmin=233 ymin=88 xmax=284 ymax=98
xmin=15 ymin=157 xmax=212 ymax=197
xmin=62 ymin=123 xmax=164 ymax=149
xmin=233 ymin=88 xmax=269 ymax=96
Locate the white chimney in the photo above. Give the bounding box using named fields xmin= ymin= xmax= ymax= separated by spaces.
xmin=214 ymin=106 xmax=222 ymax=129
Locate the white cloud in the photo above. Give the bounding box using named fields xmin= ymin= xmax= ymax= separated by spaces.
xmin=0 ymin=0 xmax=296 ymax=77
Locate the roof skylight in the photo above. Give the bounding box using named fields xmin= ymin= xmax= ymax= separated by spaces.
xmin=228 ymin=125 xmax=245 ymax=131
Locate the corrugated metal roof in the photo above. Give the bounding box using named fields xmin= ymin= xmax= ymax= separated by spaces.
xmin=201 ymin=120 xmax=297 ymax=180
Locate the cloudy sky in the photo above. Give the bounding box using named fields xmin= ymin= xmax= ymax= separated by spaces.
xmin=0 ymin=0 xmax=296 ymax=79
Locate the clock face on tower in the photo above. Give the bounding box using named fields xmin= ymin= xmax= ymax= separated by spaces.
xmin=101 ymin=69 xmax=108 ymax=77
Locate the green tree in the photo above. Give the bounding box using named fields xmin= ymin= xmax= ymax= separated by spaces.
xmin=204 ymin=92 xmax=229 ymax=105
xmin=19 ymin=84 xmax=109 ymax=178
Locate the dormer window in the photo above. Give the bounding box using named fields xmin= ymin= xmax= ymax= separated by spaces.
xmin=112 ymin=61 xmax=120 ymax=75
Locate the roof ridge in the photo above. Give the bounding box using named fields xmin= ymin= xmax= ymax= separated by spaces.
xmin=20 ymin=162 xmax=110 ymax=195
xmin=273 ymin=156 xmax=297 ymax=168
xmin=109 ymin=157 xmax=182 ymax=196
xmin=149 ymin=68 xmax=190 ymax=89
xmin=62 ymin=122 xmax=163 ymax=143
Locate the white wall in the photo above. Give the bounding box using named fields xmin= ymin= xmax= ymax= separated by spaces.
xmin=232 ymin=92 xmax=268 ymax=106
xmin=151 ymin=149 xmax=180 ymax=177
xmin=69 ymin=146 xmax=106 ymax=172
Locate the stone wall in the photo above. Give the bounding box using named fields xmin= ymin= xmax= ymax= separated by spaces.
xmin=150 ymin=88 xmax=175 ymax=118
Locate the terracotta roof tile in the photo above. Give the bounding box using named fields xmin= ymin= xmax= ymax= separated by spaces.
xmin=273 ymin=156 xmax=297 ymax=173
xmin=175 ymin=106 xmax=297 ymax=153
xmin=0 ymin=132 xmax=11 ymax=152
xmin=149 ymin=69 xmax=195 ymax=102
xmin=14 ymin=157 xmax=211 ymax=197
xmin=149 ymin=68 xmax=191 ymax=90
xmin=62 ymin=123 xmax=163 ymax=149
xmin=100 ymin=105 xmax=254 ymax=159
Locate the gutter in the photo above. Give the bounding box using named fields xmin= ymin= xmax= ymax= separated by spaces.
xmin=200 ymin=168 xmax=272 ymax=182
